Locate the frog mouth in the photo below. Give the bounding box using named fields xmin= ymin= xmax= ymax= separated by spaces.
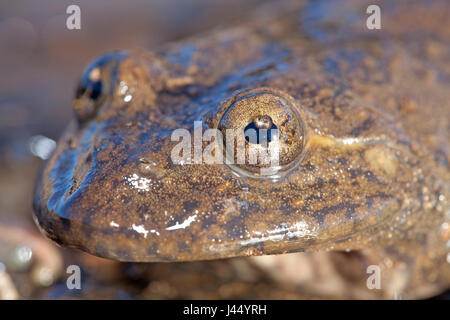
xmin=33 ymin=176 xmax=401 ymax=263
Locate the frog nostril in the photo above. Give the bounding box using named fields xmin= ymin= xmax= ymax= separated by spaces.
xmin=244 ymin=115 xmax=278 ymax=144
xmin=75 ymin=82 xmax=86 ymax=99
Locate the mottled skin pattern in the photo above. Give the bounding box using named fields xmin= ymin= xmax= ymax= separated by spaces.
xmin=33 ymin=0 xmax=450 ymax=298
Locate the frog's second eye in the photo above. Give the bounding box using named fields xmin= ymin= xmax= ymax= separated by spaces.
xmin=218 ymin=88 xmax=306 ymax=179
xmin=73 ymin=53 xmax=121 ymax=122
xmin=75 ymin=67 xmax=103 ymax=101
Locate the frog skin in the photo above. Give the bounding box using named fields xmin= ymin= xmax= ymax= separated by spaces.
xmin=33 ymin=0 xmax=450 ymax=298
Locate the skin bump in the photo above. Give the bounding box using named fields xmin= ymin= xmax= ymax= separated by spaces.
xmin=364 ymin=146 xmax=399 ymax=178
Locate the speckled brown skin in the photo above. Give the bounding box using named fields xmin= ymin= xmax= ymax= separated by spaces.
xmin=33 ymin=0 xmax=450 ymax=298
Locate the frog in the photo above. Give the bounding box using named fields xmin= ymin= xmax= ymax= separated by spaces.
xmin=33 ymin=0 xmax=450 ymax=299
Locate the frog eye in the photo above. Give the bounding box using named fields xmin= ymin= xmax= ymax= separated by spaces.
xmin=218 ymin=88 xmax=306 ymax=178
xmin=75 ymin=67 xmax=103 ymax=101
xmin=73 ymin=53 xmax=121 ymax=122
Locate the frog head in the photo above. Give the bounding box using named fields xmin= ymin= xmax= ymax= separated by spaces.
xmin=33 ymin=29 xmax=426 ymax=262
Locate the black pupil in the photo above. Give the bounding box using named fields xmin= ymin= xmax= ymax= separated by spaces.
xmin=88 ymin=81 xmax=102 ymax=100
xmin=244 ymin=116 xmax=278 ymax=144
